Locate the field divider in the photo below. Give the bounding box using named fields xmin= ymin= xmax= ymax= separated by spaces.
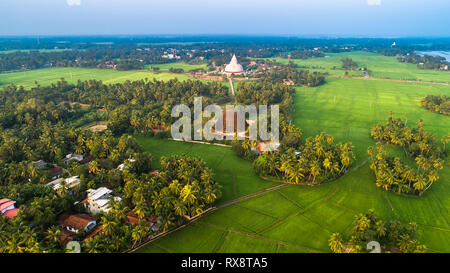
xmin=200 ymin=221 xmax=319 ymax=253
xmin=129 ymin=183 xmax=288 ymax=253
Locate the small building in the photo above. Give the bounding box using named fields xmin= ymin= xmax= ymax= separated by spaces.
xmin=255 ymin=141 xmax=281 ymax=154
xmin=31 ymin=160 xmax=47 ymax=170
xmin=64 ymin=153 xmax=84 ymax=164
xmin=46 ymin=176 xmax=81 ymax=195
xmin=80 ymin=155 xmax=94 ymax=165
xmin=126 ymin=211 xmax=158 ymax=227
xmin=0 ymin=199 xmax=19 ymax=219
xmin=59 ymin=213 xmax=97 ymax=234
xmin=82 ymin=225 xmax=104 ymax=243
xmin=282 ymin=79 xmax=295 ymax=86
xmin=117 ymin=159 xmax=136 ymax=171
xmin=82 ymin=187 xmax=122 ymax=215
xmin=49 ymin=166 xmax=63 ymax=180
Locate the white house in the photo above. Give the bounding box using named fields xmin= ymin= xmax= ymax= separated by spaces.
xmin=82 ymin=187 xmax=122 ymax=215
xmin=64 ymin=153 xmax=84 ymax=164
xmin=46 ymin=176 xmax=81 ymax=195
xmin=116 ymin=158 xmax=136 ymax=171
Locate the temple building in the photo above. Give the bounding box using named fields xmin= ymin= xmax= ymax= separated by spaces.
xmin=224 ymin=54 xmax=244 ymax=75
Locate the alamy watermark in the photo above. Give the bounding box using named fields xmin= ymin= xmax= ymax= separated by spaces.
xmin=171 ymin=97 xmax=279 ymax=151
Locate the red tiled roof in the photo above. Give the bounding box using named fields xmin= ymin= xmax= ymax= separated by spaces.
xmin=151 ymin=126 xmax=166 ymax=133
xmin=49 ymin=167 xmax=62 ymax=174
xmin=80 ymin=155 xmax=94 ymax=164
xmin=126 ymin=211 xmax=157 ymax=226
xmin=59 ymin=214 xmax=96 ymax=230
xmin=60 ymin=229 xmax=75 ymax=245
xmin=150 ymin=170 xmax=160 ymax=176
xmin=2 ymin=208 xmax=18 ymax=219
xmin=0 ymin=200 xmax=15 ymax=211
xmin=83 ymin=225 xmax=103 ymax=242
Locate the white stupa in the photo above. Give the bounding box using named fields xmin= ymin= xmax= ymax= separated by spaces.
xmin=224 ymin=54 xmax=244 ymax=75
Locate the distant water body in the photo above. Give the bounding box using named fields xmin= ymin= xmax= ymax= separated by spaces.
xmin=415 ymin=51 xmax=450 ymax=61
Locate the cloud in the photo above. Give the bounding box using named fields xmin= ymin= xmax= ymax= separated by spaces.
xmin=366 ymin=0 xmax=381 ymax=6
xmin=66 ymin=0 xmax=81 ymax=6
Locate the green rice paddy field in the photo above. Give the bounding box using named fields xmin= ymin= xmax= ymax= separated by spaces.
xmin=264 ymin=51 xmax=450 ymax=82
xmin=0 ymin=67 xmax=189 ymax=89
xmin=135 ymin=77 xmax=450 ymax=253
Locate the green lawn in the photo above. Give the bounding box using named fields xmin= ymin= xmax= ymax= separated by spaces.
xmin=135 ymin=77 xmax=450 ymax=253
xmin=0 ymin=67 xmax=189 ymax=89
xmin=261 ymin=51 xmax=450 ymax=82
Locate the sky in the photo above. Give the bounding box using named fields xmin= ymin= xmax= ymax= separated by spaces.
xmin=0 ymin=0 xmax=449 ymax=37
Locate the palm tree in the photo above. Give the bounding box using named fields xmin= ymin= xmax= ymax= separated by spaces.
xmin=329 ymin=233 xmax=345 ymax=253
xmin=89 ymin=160 xmax=99 ymax=174
xmin=375 ymin=220 xmax=386 ymax=237
xmin=173 ymin=200 xmax=188 ymax=217
xmin=45 ymin=226 xmax=62 ymax=249
xmin=181 ymin=184 xmax=198 ymax=217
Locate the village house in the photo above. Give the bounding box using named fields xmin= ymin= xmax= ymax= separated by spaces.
xmin=49 ymin=166 xmax=63 ymax=180
xmin=282 ymin=78 xmax=295 ymax=86
xmin=46 ymin=176 xmax=81 ymax=195
xmin=64 ymin=153 xmax=84 ymax=164
xmin=117 ymin=158 xmax=136 ymax=171
xmin=31 ymin=159 xmax=47 ymax=170
xmin=0 ymin=198 xmax=19 ymax=219
xmin=126 ymin=211 xmax=158 ymax=229
xmin=81 ymin=187 xmax=122 ymax=215
xmin=252 ymin=141 xmax=281 ymax=155
xmin=58 ymin=213 xmax=97 ymax=234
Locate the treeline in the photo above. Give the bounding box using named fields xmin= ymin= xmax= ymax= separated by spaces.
xmin=421 ymin=95 xmax=449 ymax=115
xmin=280 ymin=50 xmax=325 ymax=59
xmin=252 ymin=132 xmax=355 ymax=185
xmin=0 ymin=47 xmax=168 ymax=72
xmin=1 ymin=78 xmax=230 ymax=136
xmin=329 ymin=209 xmax=426 ymax=253
xmin=369 ymin=114 xmax=446 ymax=196
xmin=262 ymin=67 xmax=326 ymax=87
xmin=398 ymin=54 xmax=449 ymax=70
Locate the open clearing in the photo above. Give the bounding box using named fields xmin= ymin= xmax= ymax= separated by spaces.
xmin=136 ymin=77 xmax=450 ymax=253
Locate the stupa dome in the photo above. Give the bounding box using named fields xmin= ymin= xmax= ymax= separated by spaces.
xmin=224 ymin=54 xmax=244 ymax=74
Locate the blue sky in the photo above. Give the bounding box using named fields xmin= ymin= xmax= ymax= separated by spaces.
xmin=0 ymin=0 xmax=449 ymax=36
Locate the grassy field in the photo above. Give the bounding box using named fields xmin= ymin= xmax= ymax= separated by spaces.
xmin=0 ymin=67 xmax=189 ymax=89
xmin=263 ymin=51 xmax=450 ymax=82
xmin=145 ymin=62 xmax=209 ymax=72
xmin=136 ymin=77 xmax=450 ymax=253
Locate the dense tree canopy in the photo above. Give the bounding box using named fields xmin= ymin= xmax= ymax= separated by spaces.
xmin=329 ymin=209 xmax=426 ymax=253
xmin=421 ymin=95 xmax=449 ymax=115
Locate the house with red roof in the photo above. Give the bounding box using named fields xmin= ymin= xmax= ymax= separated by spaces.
xmin=0 ymin=198 xmax=19 ymax=219
xmin=58 ymin=213 xmax=97 ymax=234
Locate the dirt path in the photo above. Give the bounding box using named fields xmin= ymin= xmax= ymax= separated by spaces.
xmin=216 ymin=184 xmax=288 ymax=209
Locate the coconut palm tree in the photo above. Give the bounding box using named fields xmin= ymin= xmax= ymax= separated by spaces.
xmin=329 ymin=233 xmax=345 ymax=253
